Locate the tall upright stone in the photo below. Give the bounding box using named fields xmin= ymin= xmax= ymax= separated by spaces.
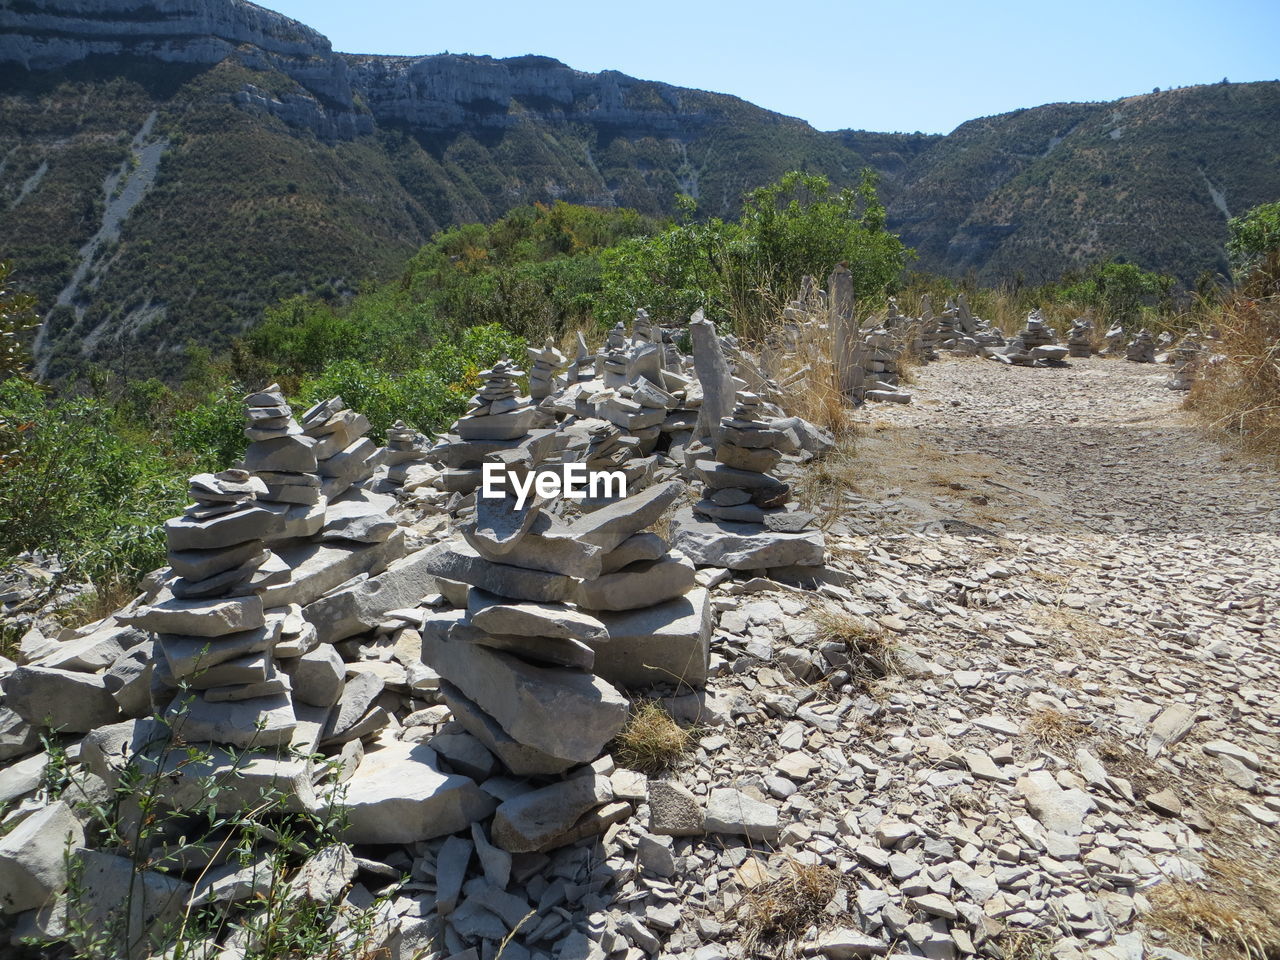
xmin=828 ymin=264 xmax=858 ymax=396
xmin=690 ymin=310 xmax=736 ymax=445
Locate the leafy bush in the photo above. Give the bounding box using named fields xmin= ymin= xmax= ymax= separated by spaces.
xmin=0 ymin=260 xmax=38 ymax=379
xmin=597 ymin=171 xmax=911 ymax=335
xmin=1058 ymin=260 xmax=1175 ymax=323
xmin=1227 ymin=200 xmax=1280 ymax=279
xmin=0 ymin=378 xmax=183 ymax=589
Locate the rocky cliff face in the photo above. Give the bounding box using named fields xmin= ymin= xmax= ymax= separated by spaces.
xmin=0 ymin=0 xmax=746 ymax=141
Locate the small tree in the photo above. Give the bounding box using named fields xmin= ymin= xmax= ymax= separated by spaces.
xmin=1060 ymin=260 xmax=1174 ymax=323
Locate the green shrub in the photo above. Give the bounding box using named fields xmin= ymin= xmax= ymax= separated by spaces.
xmin=0 ymin=378 xmax=183 ymax=589
xmin=1227 ymin=200 xmax=1280 ymax=279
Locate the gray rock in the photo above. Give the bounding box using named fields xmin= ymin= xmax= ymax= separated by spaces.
xmin=303 ymin=546 xmax=442 ymax=644
xmin=449 ymin=619 xmax=595 ymax=671
xmin=470 ymin=821 xmax=512 ymax=889
xmin=260 ymin=534 xmax=407 ymax=609
xmin=600 ymin=533 xmax=668 ymax=574
xmin=0 ymin=750 xmax=48 ymax=804
xmin=803 ymin=927 xmax=889 ymax=958
xmin=102 ymin=640 xmax=155 ymax=717
xmin=428 ymin=730 xmax=498 ymax=781
xmin=464 ymin=511 xmax=607 ymax=579
xmin=159 ymin=615 xmax=283 ymax=679
xmin=705 ymin=787 xmax=780 ymax=842
xmin=467 ymin=590 xmax=608 ymax=642
xmin=37 ymin=624 xmax=141 ymax=673
xmin=320 ymin=489 xmax=397 ymax=543
xmin=0 ymin=801 xmax=85 ymax=914
xmin=5 ymin=666 xmax=121 ymax=732
xmin=244 ymin=434 xmax=318 ymax=473
xmin=417 ymin=541 xmax=572 ymax=604
xmin=0 ymin=707 xmax=39 ymax=761
xmin=166 ymin=692 xmax=296 ymax=749
xmin=491 ymin=771 xmax=614 ymax=853
xmin=648 ymin=780 xmax=704 ymax=836
xmin=590 ymin=589 xmax=712 ymax=689
xmin=289 ymin=844 xmax=357 ymax=902
xmin=165 ymin=506 xmax=275 ymax=552
xmin=1017 ymin=771 xmax=1095 ymax=836
xmin=123 ymin=593 xmax=265 ymax=637
xmin=669 ymin=508 xmax=825 ymax=570
xmin=567 ymin=480 xmax=685 ymax=552
xmin=324 ymin=671 xmax=384 ymax=740
xmin=435 ymin=833 xmax=472 ymax=915
xmin=571 ymin=554 xmax=695 ymax=612
xmin=340 ymin=740 xmax=495 ymax=844
xmin=690 ymin=313 xmax=736 ymax=443
xmin=422 ymin=629 xmax=627 ymax=765
xmin=284 ymin=645 xmax=347 ymax=708
xmin=441 ymin=681 xmax=578 ymax=776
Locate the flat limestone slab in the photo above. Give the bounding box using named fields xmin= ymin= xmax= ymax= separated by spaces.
xmin=417 ymin=541 xmax=572 ymax=604
xmin=421 ymin=628 xmax=627 ymax=764
xmin=339 ymin=740 xmax=496 ymax=844
xmin=589 ymin=588 xmax=712 ymax=690
xmin=123 ymin=593 xmax=264 ymax=638
xmin=572 ymin=554 xmax=695 ymax=612
xmin=669 ymin=508 xmax=825 ymax=571
xmin=303 ymin=546 xmax=442 ymax=644
xmin=468 ymin=589 xmax=608 ymax=642
xmin=440 ymin=680 xmax=577 ymax=776
xmin=259 ymin=531 xmax=406 ymax=609
xmin=166 ymin=692 xmax=296 ymax=749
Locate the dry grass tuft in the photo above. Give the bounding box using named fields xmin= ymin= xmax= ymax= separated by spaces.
xmin=739 ymin=859 xmax=841 ymax=959
xmin=996 ymin=929 xmax=1056 ymax=960
xmin=1187 ymin=254 xmax=1280 ymax=460
xmin=1147 ymin=856 xmax=1280 ymax=960
xmin=1022 ymin=707 xmax=1092 ymax=751
xmin=794 ymin=438 xmax=861 ymax=522
xmin=611 ymin=701 xmax=692 ymax=775
xmin=810 ymin=606 xmax=898 ymax=690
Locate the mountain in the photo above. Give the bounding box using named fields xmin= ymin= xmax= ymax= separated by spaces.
xmin=2 ymin=0 xmax=1278 ymax=380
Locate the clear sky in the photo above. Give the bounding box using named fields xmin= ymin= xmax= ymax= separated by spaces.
xmin=264 ymin=0 xmax=1280 ymax=134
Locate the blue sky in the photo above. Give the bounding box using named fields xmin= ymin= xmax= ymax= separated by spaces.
xmin=266 ymin=0 xmax=1280 ymax=134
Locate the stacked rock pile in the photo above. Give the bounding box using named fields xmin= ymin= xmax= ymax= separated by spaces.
xmin=1067 ymin=317 xmax=1094 ymax=357
xmin=127 ymin=469 xmax=300 ymax=751
xmin=1126 ymin=329 xmax=1156 ymax=363
xmin=1103 ymin=323 xmax=1127 ymax=355
xmin=378 ymin=420 xmax=431 ymax=491
xmin=432 ymin=361 xmax=555 ymax=497
xmin=998 ymin=311 xmax=1069 ymax=367
xmin=671 ymin=395 xmax=826 ymax=572
xmin=242 ymin=384 xmax=325 ymax=541
xmin=855 ymin=326 xmax=911 ymax=404
xmin=1166 ymin=335 xmax=1203 ymax=389
xmin=301 ymin=396 xmax=381 ymax=501
xmin=527 ymin=338 xmax=568 ymax=402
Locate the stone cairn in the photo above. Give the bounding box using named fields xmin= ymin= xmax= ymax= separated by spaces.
xmin=243 ymin=384 xmax=325 ymax=541
xmin=1102 ymin=323 xmax=1127 ymax=355
xmin=1126 ymin=329 xmax=1156 ymax=363
xmin=527 ymin=337 xmax=568 ymax=402
xmin=125 ymin=468 xmax=303 ymax=756
xmin=998 ymin=310 xmax=1069 ymax=367
xmin=379 ymin=420 xmax=431 ymax=491
xmin=1167 ymin=334 xmax=1203 ymax=390
xmin=432 ymin=360 xmax=554 ymax=498
xmin=301 ymin=396 xmax=380 ymax=502
xmin=412 ymin=476 xmax=709 ymax=848
xmin=853 ymin=325 xmax=910 ymax=404
xmin=671 ymin=394 xmax=826 ymax=572
xmin=1067 ymin=317 xmax=1094 ymax=358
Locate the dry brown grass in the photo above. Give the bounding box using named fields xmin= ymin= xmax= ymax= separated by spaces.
xmin=611 ymin=701 xmax=692 ymax=775
xmin=1147 ymin=856 xmax=1280 ymax=960
xmin=1187 ymin=254 xmax=1280 ymax=460
xmin=810 ymin=606 xmax=898 ymax=690
xmin=995 ymin=929 xmax=1056 ymax=960
xmin=1022 ymin=707 xmax=1092 ymax=751
xmin=738 ymin=859 xmax=841 ymax=959
xmin=793 ymin=438 xmax=861 ymax=521
xmin=52 ymin=578 xmax=138 ymax=629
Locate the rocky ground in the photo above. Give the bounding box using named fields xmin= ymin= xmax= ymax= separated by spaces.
xmin=613 ymin=356 xmax=1279 ymax=960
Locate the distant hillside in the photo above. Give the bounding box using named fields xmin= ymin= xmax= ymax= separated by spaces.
xmin=1 ymin=0 xmax=1278 ymax=379
xmin=866 ymin=82 xmax=1280 ymax=284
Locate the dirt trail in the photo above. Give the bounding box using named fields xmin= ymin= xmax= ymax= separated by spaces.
xmin=793 ymin=354 xmax=1280 ymax=957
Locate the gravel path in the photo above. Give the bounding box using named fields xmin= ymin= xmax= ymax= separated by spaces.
xmin=647 ymin=355 xmax=1280 ymax=960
